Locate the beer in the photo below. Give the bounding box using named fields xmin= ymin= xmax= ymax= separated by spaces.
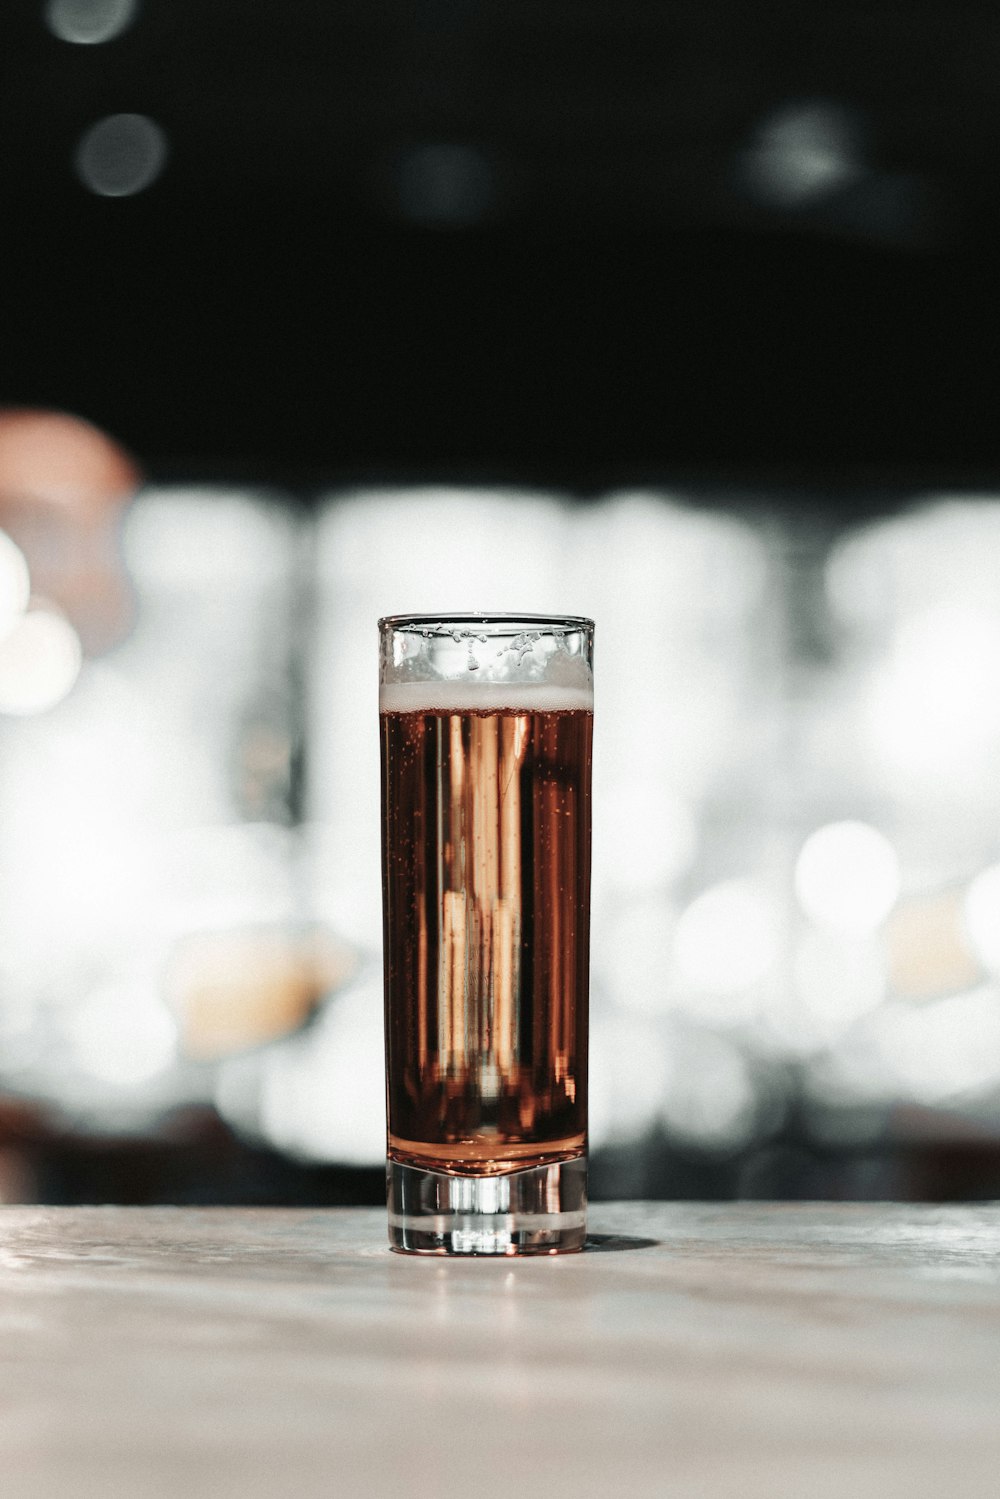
xmin=379 ymin=614 xmax=593 ymax=1254
xmin=381 ymin=683 xmax=592 ymax=1178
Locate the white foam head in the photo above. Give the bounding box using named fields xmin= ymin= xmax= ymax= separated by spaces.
xmin=379 ymin=680 xmax=592 ymax=713
xmin=379 ymin=615 xmax=593 ymax=712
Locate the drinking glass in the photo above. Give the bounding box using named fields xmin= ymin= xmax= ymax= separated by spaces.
xmin=379 ymin=613 xmax=593 ymax=1254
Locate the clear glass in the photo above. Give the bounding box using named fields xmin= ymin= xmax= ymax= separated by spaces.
xmin=379 ymin=613 xmax=594 ymax=1253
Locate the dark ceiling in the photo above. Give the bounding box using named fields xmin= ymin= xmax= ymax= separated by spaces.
xmin=3 ymin=1 xmax=999 ymax=486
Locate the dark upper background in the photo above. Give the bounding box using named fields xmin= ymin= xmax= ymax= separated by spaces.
xmin=3 ymin=0 xmax=998 ymax=495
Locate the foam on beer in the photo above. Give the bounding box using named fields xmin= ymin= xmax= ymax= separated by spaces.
xmin=380 ymin=680 xmax=593 ymax=713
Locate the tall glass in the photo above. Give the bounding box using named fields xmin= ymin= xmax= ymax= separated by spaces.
xmin=379 ymin=613 xmax=593 ymax=1254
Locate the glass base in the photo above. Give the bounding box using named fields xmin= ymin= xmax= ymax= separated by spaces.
xmin=387 ymin=1155 xmax=587 ymax=1255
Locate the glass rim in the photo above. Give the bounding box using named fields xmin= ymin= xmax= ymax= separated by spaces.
xmin=379 ymin=612 xmax=594 ymax=634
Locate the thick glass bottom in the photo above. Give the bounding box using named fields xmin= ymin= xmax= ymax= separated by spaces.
xmin=387 ymin=1155 xmax=587 ymax=1255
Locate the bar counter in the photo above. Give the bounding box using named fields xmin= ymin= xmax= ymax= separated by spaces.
xmin=2 ymin=1202 xmax=999 ymax=1497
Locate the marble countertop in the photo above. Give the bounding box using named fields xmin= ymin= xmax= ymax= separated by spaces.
xmin=2 ymin=1202 xmax=999 ymax=1498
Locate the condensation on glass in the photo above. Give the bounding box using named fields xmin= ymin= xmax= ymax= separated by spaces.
xmin=379 ymin=613 xmax=593 ymax=1254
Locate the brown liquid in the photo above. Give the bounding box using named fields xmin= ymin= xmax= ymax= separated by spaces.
xmin=381 ymin=706 xmax=592 ymax=1175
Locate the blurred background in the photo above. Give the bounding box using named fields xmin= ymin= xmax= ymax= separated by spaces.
xmin=1 ymin=0 xmax=1000 ymax=1205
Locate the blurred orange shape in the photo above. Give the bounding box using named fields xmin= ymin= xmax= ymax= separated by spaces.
xmin=166 ymin=926 xmax=358 ymax=1062
xmin=0 ymin=408 xmax=142 ymax=654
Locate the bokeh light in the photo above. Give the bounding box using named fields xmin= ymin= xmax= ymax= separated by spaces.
xmin=873 ymin=988 xmax=1000 ymax=1105
xmin=153 ymin=824 xmax=299 ymax=938
xmin=792 ymin=929 xmax=886 ymax=1041
xmin=739 ymin=101 xmax=863 ymax=208
xmin=75 ymin=114 xmax=168 ymax=198
xmin=67 ymin=980 xmax=176 ymax=1089
xmin=674 ymin=878 xmax=782 ymax=996
xmin=867 ymin=605 xmax=1000 ymax=779
xmin=395 ymin=144 xmax=495 ymax=227
xmin=0 ymin=480 xmax=996 ymax=1187
xmin=826 ymin=500 xmax=1000 ymax=639
xmin=795 ymin=821 xmax=900 ymax=935
xmin=45 ymin=0 xmax=137 ymax=45
xmin=963 ymin=864 xmax=1000 ymax=975
xmin=0 ymin=532 xmax=30 ymax=641
xmin=0 ymin=604 xmax=82 ymax=715
xmin=658 ymin=1031 xmax=758 ymax=1150
xmin=595 ymin=779 xmax=697 ymax=895
xmin=255 ymin=972 xmax=386 ymax=1166
xmin=602 ymin=896 xmax=676 ymax=1017
xmin=588 ymin=1014 xmax=670 ymax=1148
